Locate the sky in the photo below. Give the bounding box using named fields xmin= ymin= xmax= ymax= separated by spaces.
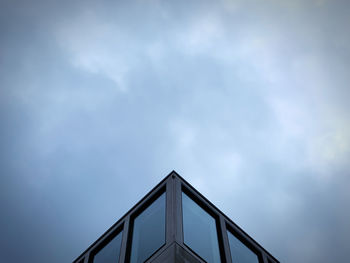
xmin=1 ymin=0 xmax=350 ymax=262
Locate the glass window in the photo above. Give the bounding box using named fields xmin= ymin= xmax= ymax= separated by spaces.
xmin=182 ymin=192 xmax=221 ymax=263
xmin=93 ymin=231 xmax=123 ymax=263
xmin=227 ymin=230 xmax=259 ymax=263
xmin=130 ymin=193 xmax=166 ymax=263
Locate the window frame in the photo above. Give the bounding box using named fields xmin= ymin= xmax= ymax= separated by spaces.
xmin=225 ymin=224 xmax=262 ymax=263
xmin=126 ymin=186 xmax=167 ymax=263
xmin=88 ymin=224 xmax=124 ymax=263
xmin=180 ymin=185 xmax=226 ymax=263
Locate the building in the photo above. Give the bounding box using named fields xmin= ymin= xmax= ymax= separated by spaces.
xmin=73 ymin=171 xmax=279 ymax=263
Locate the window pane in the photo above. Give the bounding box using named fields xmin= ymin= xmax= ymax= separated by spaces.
xmin=227 ymin=231 xmax=259 ymax=263
xmin=182 ymin=192 xmax=221 ymax=263
xmin=93 ymin=231 xmax=123 ymax=263
xmin=130 ymin=193 xmax=166 ymax=263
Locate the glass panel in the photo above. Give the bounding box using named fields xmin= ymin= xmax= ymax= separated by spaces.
xmin=182 ymin=192 xmax=221 ymax=263
xmin=130 ymin=193 xmax=166 ymax=263
xmin=227 ymin=231 xmax=259 ymax=263
xmin=93 ymin=231 xmax=123 ymax=263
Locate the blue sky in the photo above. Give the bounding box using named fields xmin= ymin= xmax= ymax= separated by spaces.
xmin=1 ymin=0 xmax=349 ymax=262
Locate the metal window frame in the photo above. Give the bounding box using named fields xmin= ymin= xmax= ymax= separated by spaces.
xmin=125 ymin=186 xmax=167 ymax=263
xmin=225 ymin=223 xmax=262 ymax=263
xmin=180 ymin=184 xmax=226 ymax=263
xmin=88 ymin=223 xmax=124 ymax=263
xmin=72 ymin=171 xmax=279 ymax=263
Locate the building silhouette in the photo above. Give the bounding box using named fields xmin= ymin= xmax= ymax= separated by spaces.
xmin=73 ymin=171 xmax=279 ymax=263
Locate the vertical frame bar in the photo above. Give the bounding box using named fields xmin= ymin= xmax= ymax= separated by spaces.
xmin=118 ymin=216 xmax=129 ymax=263
xmin=220 ymin=217 xmax=232 ymax=263
xmin=262 ymin=253 xmax=269 ymax=263
xmin=174 ymin=175 xmax=183 ymax=244
xmin=165 ymin=176 xmax=175 ymax=245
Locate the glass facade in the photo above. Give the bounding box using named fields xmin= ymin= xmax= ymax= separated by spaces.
xmin=182 ymin=192 xmax=221 ymax=263
xmin=227 ymin=231 xmax=259 ymax=263
xmin=74 ymin=173 xmax=279 ymax=263
xmin=130 ymin=193 xmax=166 ymax=263
xmin=93 ymin=231 xmax=123 ymax=263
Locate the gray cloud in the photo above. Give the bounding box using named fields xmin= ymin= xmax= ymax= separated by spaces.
xmin=1 ymin=0 xmax=349 ymax=262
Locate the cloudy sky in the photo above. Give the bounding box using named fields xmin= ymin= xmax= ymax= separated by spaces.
xmin=1 ymin=0 xmax=350 ymax=262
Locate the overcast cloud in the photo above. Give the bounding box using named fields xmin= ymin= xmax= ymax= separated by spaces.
xmin=1 ymin=0 xmax=350 ymax=262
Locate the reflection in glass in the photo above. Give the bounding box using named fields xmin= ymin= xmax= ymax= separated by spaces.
xmin=93 ymin=231 xmax=123 ymax=263
xmin=182 ymin=192 xmax=221 ymax=263
xmin=227 ymin=231 xmax=259 ymax=263
xmin=130 ymin=193 xmax=166 ymax=263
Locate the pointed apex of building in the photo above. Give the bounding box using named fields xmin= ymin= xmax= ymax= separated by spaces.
xmin=74 ymin=171 xmax=279 ymax=263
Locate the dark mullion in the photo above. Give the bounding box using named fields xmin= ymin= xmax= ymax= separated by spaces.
xmin=118 ymin=217 xmax=129 ymax=263
xmin=262 ymin=253 xmax=269 ymax=263
xmin=165 ymin=176 xmax=175 ymax=245
xmin=220 ymin=216 xmax=232 ymax=263
xmin=174 ymin=176 xmax=183 ymax=244
xmin=216 ymin=216 xmax=227 ymax=263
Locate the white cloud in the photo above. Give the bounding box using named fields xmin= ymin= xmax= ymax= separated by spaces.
xmin=176 ymin=13 xmax=225 ymax=55
xmin=56 ymin=10 xmax=130 ymax=91
xmin=306 ymin=116 xmax=350 ymax=175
